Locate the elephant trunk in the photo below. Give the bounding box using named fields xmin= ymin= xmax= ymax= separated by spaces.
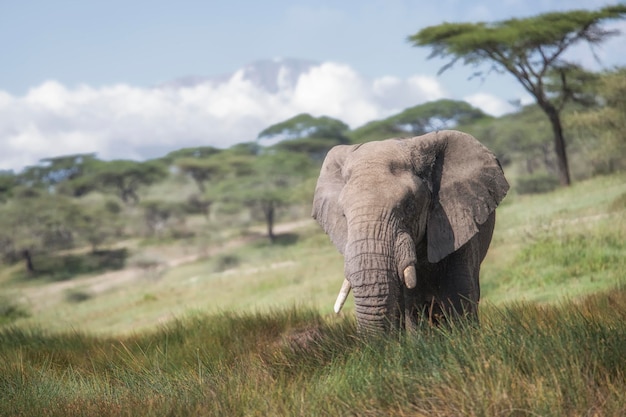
xmin=344 ymin=217 xmax=404 ymax=333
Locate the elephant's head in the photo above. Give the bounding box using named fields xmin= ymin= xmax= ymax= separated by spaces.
xmin=312 ymin=130 xmax=509 ymax=332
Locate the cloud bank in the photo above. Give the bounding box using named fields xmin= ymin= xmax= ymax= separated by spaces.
xmin=0 ymin=62 xmax=515 ymax=173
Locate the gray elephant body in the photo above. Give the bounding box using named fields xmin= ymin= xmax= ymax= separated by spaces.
xmin=312 ymin=130 xmax=509 ymax=332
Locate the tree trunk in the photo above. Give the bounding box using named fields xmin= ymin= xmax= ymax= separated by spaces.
xmin=264 ymin=202 xmax=275 ymax=243
xmin=22 ymin=249 xmax=35 ymax=274
xmin=543 ymin=104 xmax=571 ymax=186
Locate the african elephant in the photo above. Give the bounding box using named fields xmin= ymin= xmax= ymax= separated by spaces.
xmin=312 ymin=130 xmax=509 ymax=333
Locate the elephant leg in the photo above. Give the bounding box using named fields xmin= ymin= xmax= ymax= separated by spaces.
xmin=432 ymin=240 xmax=483 ymax=323
xmin=404 ymin=271 xmax=439 ymax=330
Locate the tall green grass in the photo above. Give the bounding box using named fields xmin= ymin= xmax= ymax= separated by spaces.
xmin=482 ymin=218 xmax=625 ymax=303
xmin=2 ymin=287 xmax=625 ymax=416
xmin=481 ymin=174 xmax=625 ymax=304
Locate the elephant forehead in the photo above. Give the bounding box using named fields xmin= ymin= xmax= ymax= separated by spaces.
xmin=353 ymin=138 xmax=406 ymax=156
xmin=340 ymin=167 xmax=422 ymax=207
xmin=347 ymin=140 xmax=413 ymax=174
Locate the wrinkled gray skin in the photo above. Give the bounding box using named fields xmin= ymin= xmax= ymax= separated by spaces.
xmin=312 ymin=130 xmax=509 ymax=333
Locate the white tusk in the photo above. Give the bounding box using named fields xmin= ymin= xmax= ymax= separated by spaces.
xmin=403 ymin=265 xmax=417 ymax=289
xmin=333 ymin=279 xmax=351 ymax=314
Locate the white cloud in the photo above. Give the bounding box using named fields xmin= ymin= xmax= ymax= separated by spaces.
xmin=0 ymin=61 xmax=505 ymax=173
xmin=373 ymin=74 xmax=447 ymax=115
xmin=463 ymin=93 xmax=518 ymax=117
xmin=292 ymin=62 xmax=380 ymax=126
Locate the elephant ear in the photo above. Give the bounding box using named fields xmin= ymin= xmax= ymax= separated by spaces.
xmin=311 ymin=145 xmax=354 ymax=254
xmin=409 ymin=130 xmax=509 ymax=263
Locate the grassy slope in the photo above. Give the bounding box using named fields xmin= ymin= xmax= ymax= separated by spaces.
xmin=481 ymin=172 xmax=625 ymax=304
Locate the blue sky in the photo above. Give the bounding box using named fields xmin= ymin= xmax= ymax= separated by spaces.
xmin=1 ymin=0 xmax=625 ymax=171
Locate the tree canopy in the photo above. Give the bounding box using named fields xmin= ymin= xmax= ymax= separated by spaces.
xmin=258 ymin=113 xmax=351 ymax=160
xmin=211 ymin=150 xmax=314 ymax=242
xmin=175 ymin=157 xmax=226 ymax=192
xmin=409 ymin=5 xmax=626 ymax=186
xmin=257 ymin=113 xmax=349 ymax=141
xmin=162 ymin=146 xmax=221 ymax=165
xmin=349 ymin=99 xmax=489 ymax=143
xmin=92 ymin=160 xmax=168 ymax=205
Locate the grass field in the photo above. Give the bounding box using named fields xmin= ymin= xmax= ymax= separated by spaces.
xmin=0 ymin=173 xmax=625 ymax=416
xmin=1 ymin=291 xmax=625 ymax=416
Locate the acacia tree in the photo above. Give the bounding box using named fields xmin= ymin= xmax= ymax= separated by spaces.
xmin=257 ymin=113 xmax=349 ymax=141
xmin=409 ymin=5 xmax=626 ymax=186
xmin=175 ymin=158 xmax=225 ymax=192
xmin=215 ymin=150 xmax=314 ymax=243
xmin=0 ymin=195 xmax=76 ymax=273
xmin=93 ymin=160 xmax=168 ymax=205
xmin=350 ymin=99 xmax=488 ymax=143
xmin=258 ymin=113 xmax=350 ymax=160
xmin=245 ymin=151 xmax=314 ymax=242
xmin=164 ymin=146 xmax=224 ymax=192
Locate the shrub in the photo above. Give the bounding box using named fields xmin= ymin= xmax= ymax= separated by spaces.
xmin=213 ymin=254 xmax=240 ymax=272
xmin=65 ymin=289 xmax=92 ymax=303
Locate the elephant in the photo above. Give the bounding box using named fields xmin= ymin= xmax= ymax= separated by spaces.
xmin=312 ymin=130 xmax=509 ymax=333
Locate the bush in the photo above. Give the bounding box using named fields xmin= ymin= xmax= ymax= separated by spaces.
xmin=65 ymin=289 xmax=92 ymax=303
xmin=213 ymin=254 xmax=240 ymax=272
xmin=516 ymin=173 xmax=559 ymax=194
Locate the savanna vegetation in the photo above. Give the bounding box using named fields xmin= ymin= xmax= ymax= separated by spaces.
xmin=1 ymin=6 xmax=625 ymax=416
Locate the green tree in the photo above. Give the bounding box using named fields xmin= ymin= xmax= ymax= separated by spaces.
xmin=347 ymin=119 xmax=407 ymax=144
xmin=349 ymin=99 xmax=489 ymax=143
xmin=168 ymin=147 xmax=226 ymax=193
xmin=175 ymin=158 xmax=225 ymax=192
xmin=258 ymin=113 xmax=350 ymax=160
xmin=141 ymin=200 xmax=185 ymax=237
xmin=38 ymin=154 xmax=98 ymax=184
xmin=0 ymin=172 xmax=17 ymax=202
xmin=409 ymin=5 xmax=626 ymax=186
xmin=0 ymin=195 xmax=76 ymax=273
xmin=217 ymin=151 xmax=314 ymax=243
xmin=93 ymin=160 xmax=168 ymax=204
xmin=569 ymin=67 xmax=626 ymax=174
xmin=391 ymin=99 xmax=488 ymax=135
xmin=0 ymin=194 xmax=126 ymax=276
xmin=68 ymin=200 xmax=123 ymax=253
xmin=466 ymin=105 xmax=554 ymax=173
xmin=161 ymin=146 xmax=222 ymax=165
xmin=18 ymin=154 xmax=98 ymax=193
xmin=258 ymin=113 xmax=349 ymax=141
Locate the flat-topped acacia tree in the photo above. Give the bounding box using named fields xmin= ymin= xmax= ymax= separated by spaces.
xmin=409 ymin=5 xmax=626 ymax=186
